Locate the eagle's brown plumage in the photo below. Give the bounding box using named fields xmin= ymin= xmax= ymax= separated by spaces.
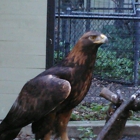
xmin=0 ymin=31 xmax=108 ymax=140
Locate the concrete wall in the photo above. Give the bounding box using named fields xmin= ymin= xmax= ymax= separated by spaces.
xmin=0 ymin=0 xmax=47 ymax=119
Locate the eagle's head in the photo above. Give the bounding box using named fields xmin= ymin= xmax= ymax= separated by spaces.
xmin=65 ymin=31 xmax=108 ymax=66
xmin=79 ymin=31 xmax=108 ymax=50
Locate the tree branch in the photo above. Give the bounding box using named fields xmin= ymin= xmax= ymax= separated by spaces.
xmin=96 ymin=88 xmax=140 ymax=140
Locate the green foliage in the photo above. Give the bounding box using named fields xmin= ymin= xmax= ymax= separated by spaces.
xmin=102 ymin=24 xmax=133 ymax=51
xmin=129 ymin=111 xmax=140 ymax=121
xmin=54 ymin=50 xmax=64 ymax=60
xmin=71 ymin=103 xmax=109 ymax=121
xmin=94 ymin=48 xmax=133 ymax=81
xmin=94 ymin=24 xmax=134 ymax=81
xmin=54 ymin=24 xmax=134 ymax=82
xmin=78 ymin=127 xmax=97 ymax=140
xmin=71 ymin=103 xmax=140 ymax=140
xmin=72 ymin=102 xmax=140 ymax=123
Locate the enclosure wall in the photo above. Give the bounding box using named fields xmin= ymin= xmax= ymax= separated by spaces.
xmin=0 ymin=0 xmax=47 ymax=119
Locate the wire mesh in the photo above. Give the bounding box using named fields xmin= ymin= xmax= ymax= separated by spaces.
xmin=54 ymin=0 xmax=140 ymax=85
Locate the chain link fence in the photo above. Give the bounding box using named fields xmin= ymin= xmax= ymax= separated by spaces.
xmin=54 ymin=0 xmax=140 ymax=85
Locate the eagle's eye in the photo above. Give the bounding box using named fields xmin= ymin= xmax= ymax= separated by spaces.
xmin=90 ymin=35 xmax=97 ymax=40
xmin=88 ymin=35 xmax=97 ymax=42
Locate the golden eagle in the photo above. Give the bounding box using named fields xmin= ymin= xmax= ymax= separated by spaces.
xmin=0 ymin=31 xmax=108 ymax=140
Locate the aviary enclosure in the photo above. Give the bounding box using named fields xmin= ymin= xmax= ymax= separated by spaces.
xmin=47 ymin=0 xmax=140 ymax=86
xmin=46 ymin=0 xmax=140 ymax=140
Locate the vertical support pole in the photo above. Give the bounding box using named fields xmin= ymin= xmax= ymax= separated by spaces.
xmin=65 ymin=7 xmax=71 ymax=56
xmin=134 ymin=8 xmax=140 ymax=86
xmin=65 ymin=42 xmax=70 ymax=56
xmin=46 ymin=0 xmax=55 ymax=69
xmin=85 ymin=0 xmax=91 ymax=31
xmin=56 ymin=0 xmax=60 ymax=61
xmin=62 ymin=7 xmax=71 ymax=57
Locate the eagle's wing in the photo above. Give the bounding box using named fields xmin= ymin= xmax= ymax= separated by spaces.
xmin=1 ymin=75 xmax=71 ymax=130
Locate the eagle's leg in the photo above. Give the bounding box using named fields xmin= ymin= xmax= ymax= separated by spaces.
xmin=43 ymin=130 xmax=52 ymax=140
xmin=57 ymin=110 xmax=72 ymax=140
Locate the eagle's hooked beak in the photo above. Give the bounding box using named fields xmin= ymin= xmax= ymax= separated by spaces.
xmin=89 ymin=33 xmax=108 ymax=44
xmin=94 ymin=34 xmax=108 ymax=44
xmin=100 ymin=34 xmax=108 ymax=43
